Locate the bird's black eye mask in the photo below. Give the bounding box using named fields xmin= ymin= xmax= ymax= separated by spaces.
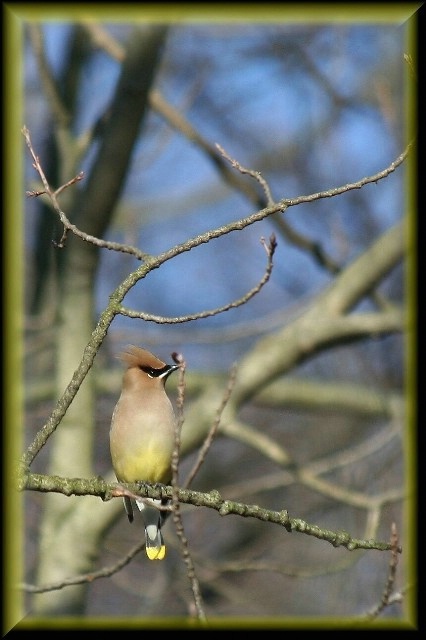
xmin=139 ymin=364 xmax=175 ymax=379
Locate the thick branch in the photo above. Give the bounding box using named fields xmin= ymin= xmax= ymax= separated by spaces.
xmin=17 ymin=473 xmax=400 ymax=553
xmin=232 ymin=221 xmax=404 ymax=406
xmin=74 ymin=25 xmax=169 ymax=240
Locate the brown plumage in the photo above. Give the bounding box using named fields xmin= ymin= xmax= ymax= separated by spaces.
xmin=110 ymin=346 xmax=179 ymax=560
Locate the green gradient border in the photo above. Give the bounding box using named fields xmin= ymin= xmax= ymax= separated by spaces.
xmin=4 ymin=3 xmax=25 ymax=635
xmin=3 ymin=2 xmax=422 ymax=633
xmin=402 ymin=5 xmax=421 ymax=633
xmin=2 ymin=3 xmax=424 ymax=23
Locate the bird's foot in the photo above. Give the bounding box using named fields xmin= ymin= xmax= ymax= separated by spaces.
xmin=136 ymin=481 xmax=168 ymax=499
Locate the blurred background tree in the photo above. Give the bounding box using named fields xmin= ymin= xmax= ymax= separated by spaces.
xmin=12 ymin=6 xmax=418 ymax=627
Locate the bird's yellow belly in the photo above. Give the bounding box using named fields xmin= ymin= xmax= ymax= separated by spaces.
xmin=112 ymin=443 xmax=172 ymax=485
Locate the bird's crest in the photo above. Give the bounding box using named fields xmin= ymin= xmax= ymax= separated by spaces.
xmin=118 ymin=345 xmax=166 ymax=370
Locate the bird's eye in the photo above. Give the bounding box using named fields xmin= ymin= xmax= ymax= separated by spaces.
xmin=139 ymin=365 xmax=164 ymax=378
xmin=139 ymin=364 xmax=171 ymax=378
xmin=139 ymin=366 xmax=156 ymax=378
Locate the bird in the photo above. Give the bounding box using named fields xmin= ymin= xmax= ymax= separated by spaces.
xmin=110 ymin=345 xmax=179 ymax=560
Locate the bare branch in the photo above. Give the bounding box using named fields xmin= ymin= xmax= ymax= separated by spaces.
xmin=118 ymin=234 xmax=277 ymax=323
xmin=22 ymin=126 xmax=150 ymax=260
xmin=19 ymin=540 xmax=145 ymax=593
xmin=365 ymin=523 xmax=402 ymax=619
xmin=79 ymin=21 xmax=411 ymax=296
xmin=168 ymin=354 xmax=207 ymax=623
xmin=216 ymin=143 xmax=274 ymax=205
xmin=23 ymin=123 xmax=408 ymax=284
xmin=27 ymin=24 xmax=71 ymax=126
xmin=184 ymin=362 xmax=238 ymax=489
xmin=171 ymin=352 xmax=186 ymax=488
xmin=54 ymin=171 xmax=85 ymax=196
xmin=282 ymin=142 xmax=411 ymax=209
xmin=21 ymin=128 xmax=405 ymax=472
xmin=18 ymin=471 xmax=403 ymax=553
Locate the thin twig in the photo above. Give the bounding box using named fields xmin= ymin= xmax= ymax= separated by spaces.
xmin=22 ymin=126 xmax=150 ymax=260
xmin=184 ymin=362 xmax=238 ymax=489
xmin=169 ymin=353 xmax=207 ymax=623
xmin=118 ymin=234 xmax=277 ymax=323
xmin=216 ymin=142 xmax=274 ymax=205
xmin=19 ymin=540 xmax=146 ymax=593
xmin=282 ymin=142 xmax=411 ymax=208
xmin=365 ymin=523 xmax=402 ymax=619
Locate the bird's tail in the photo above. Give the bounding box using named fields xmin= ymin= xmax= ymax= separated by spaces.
xmin=137 ymin=498 xmax=169 ymax=560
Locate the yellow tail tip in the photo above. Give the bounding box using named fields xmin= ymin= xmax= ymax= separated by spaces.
xmin=146 ymin=545 xmax=166 ymax=560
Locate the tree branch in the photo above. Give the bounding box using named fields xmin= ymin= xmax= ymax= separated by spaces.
xmin=80 ymin=21 xmax=411 ymax=302
xmin=17 ymin=472 xmax=401 ymax=553
xmin=118 ymin=234 xmax=277 ymax=323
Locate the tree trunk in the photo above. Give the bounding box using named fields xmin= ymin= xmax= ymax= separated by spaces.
xmin=31 ymin=25 xmax=168 ymax=615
